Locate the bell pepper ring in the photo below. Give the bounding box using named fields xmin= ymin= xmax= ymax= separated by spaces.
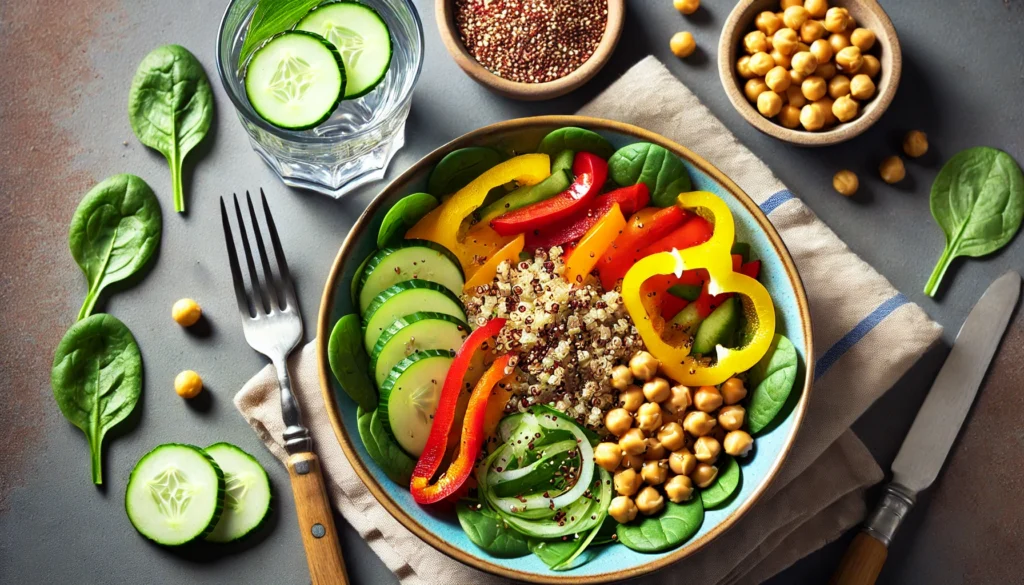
xmin=622 ymin=191 xmax=776 ymax=386
xmin=564 ymin=203 xmax=626 ymax=286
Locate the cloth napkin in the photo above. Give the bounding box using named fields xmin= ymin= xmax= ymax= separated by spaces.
xmin=235 ymin=56 xmax=943 ymax=585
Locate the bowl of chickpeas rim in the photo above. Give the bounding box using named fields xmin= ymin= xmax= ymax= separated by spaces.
xmin=718 ymin=0 xmax=901 ymax=146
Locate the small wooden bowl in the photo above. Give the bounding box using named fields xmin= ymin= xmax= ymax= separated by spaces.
xmin=435 ymin=0 xmax=625 ymax=101
xmin=718 ymin=0 xmax=902 ymax=147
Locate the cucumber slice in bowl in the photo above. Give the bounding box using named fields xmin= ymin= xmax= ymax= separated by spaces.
xmin=357 ymin=240 xmax=464 ymax=314
xmin=125 ymin=444 xmax=225 ymax=546
xmin=245 ymin=31 xmax=345 ymax=130
xmin=362 ymin=280 xmax=466 ymax=352
xmin=379 ymin=350 xmax=454 ymax=457
xmin=297 ymin=1 xmax=393 ymax=99
xmin=204 ymin=443 xmax=272 ymax=543
xmin=370 ymin=312 xmax=469 ymax=386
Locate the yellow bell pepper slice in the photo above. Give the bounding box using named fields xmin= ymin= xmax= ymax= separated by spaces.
xmin=463 ymin=234 xmax=525 ymax=291
xmin=622 ymin=191 xmax=776 ymax=386
xmin=564 ymin=203 xmax=625 ymax=286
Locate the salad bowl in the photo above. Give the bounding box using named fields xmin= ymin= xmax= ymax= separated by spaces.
xmin=316 ymin=116 xmax=813 ymax=583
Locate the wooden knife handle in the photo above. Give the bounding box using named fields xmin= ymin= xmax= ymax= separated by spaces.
xmin=828 ymin=531 xmax=888 ymax=585
xmin=287 ymin=452 xmax=349 ymax=585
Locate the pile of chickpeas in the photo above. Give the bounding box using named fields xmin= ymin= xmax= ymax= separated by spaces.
xmin=736 ymin=0 xmax=881 ymax=132
xmin=594 ymin=351 xmax=754 ymax=524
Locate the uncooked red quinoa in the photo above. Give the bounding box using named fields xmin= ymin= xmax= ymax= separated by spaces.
xmin=454 ymin=0 xmax=608 ymax=84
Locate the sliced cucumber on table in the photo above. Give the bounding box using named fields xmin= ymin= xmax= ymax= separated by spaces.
xmin=245 ymin=31 xmax=345 ymax=130
xmin=378 ymin=349 xmax=455 ymax=457
xmin=362 ymin=280 xmax=466 ymax=352
xmin=125 ymin=444 xmax=225 ymax=546
xmin=370 ymin=312 xmax=468 ymax=386
xmin=204 ymin=443 xmax=272 ymax=543
xmin=296 ymin=1 xmax=393 ymax=99
xmin=357 ymin=240 xmax=464 ymax=314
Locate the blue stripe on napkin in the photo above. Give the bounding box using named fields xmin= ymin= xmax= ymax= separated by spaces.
xmin=758 ymin=189 xmax=795 ymax=215
xmin=814 ymin=293 xmax=910 ymax=379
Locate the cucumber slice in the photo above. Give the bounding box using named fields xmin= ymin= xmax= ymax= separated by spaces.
xmin=668 ymin=284 xmax=702 ymax=301
xmin=551 ymin=149 xmax=575 ymax=174
xmin=477 ymin=169 xmax=573 ymax=224
xmin=669 ymin=302 xmax=704 ymax=337
xmin=350 ymin=252 xmax=375 ymax=306
xmin=357 ymin=240 xmax=464 ymax=314
xmin=370 ymin=312 xmax=468 ymax=386
xmin=378 ymin=350 xmax=454 ymax=457
xmin=245 ymin=31 xmax=345 ymax=130
xmin=125 ymin=444 xmax=225 ymax=546
xmin=692 ymin=297 xmax=741 ymax=355
xmin=296 ymin=1 xmax=392 ymax=99
xmin=362 ymin=280 xmax=466 ymax=352
xmin=203 ymin=443 xmax=272 ymax=543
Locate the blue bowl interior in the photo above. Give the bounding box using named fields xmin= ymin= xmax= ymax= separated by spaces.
xmin=325 ymin=123 xmax=808 ymax=580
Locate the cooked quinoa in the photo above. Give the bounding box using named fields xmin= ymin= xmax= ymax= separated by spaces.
xmin=462 ymin=247 xmax=645 ymax=429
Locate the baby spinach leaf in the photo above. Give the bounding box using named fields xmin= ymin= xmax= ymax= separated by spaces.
xmin=128 ymin=44 xmax=213 ymax=213
xmin=530 ymin=539 xmax=583 ymax=568
xmin=70 ymin=174 xmax=162 ymax=321
xmin=925 ymin=147 xmax=1024 ymax=296
xmin=427 ymin=147 xmax=504 ymax=197
xmin=608 ymin=143 xmax=692 ymax=207
xmin=377 ymin=193 xmax=439 ymax=248
xmin=700 ymin=457 xmax=742 ymax=509
xmin=356 ymin=406 xmax=416 ymax=484
xmin=746 ymin=334 xmax=798 ymax=434
xmin=456 ymin=501 xmax=531 ymax=558
xmin=350 ymin=252 xmax=374 ymax=306
xmin=537 ymin=127 xmax=615 ymax=160
xmin=616 ymin=497 xmax=704 ymax=553
xmin=51 ymin=314 xmax=142 ymax=485
xmin=238 ymin=0 xmax=322 ymax=68
xmin=329 ymin=314 xmax=378 ymax=411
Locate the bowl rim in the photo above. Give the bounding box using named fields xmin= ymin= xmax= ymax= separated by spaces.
xmin=316 ymin=115 xmax=815 ymax=583
xmin=717 ymin=0 xmax=902 ymax=147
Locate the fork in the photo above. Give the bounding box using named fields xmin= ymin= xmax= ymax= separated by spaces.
xmin=220 ymin=190 xmax=348 ymax=585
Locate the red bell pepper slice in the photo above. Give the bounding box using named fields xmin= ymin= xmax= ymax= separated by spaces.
xmin=410 ymin=318 xmax=509 ymax=504
xmin=741 ymin=260 xmax=761 ymax=279
xmin=572 ymin=151 xmax=608 ymax=192
xmin=524 ymin=184 xmax=649 ymax=250
xmin=597 ymin=206 xmax=689 ymax=290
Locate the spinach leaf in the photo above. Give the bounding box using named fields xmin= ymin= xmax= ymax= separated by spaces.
xmin=128 ymin=45 xmax=213 ymax=213
xmin=925 ymin=147 xmax=1024 ymax=296
xmin=608 ymin=143 xmax=692 ymax=207
xmin=350 ymin=252 xmax=374 ymax=306
xmin=329 ymin=314 xmax=378 ymax=411
xmin=238 ymin=0 xmax=322 ymax=69
xmin=746 ymin=334 xmax=798 ymax=434
xmin=70 ymin=174 xmax=162 ymax=321
xmin=427 ymin=147 xmax=504 ymax=197
xmin=537 ymin=127 xmax=615 ymax=160
xmin=356 ymin=406 xmax=416 ymax=484
xmin=529 ymin=539 xmax=580 ymax=568
xmin=700 ymin=457 xmax=742 ymax=509
xmin=456 ymin=500 xmax=531 ymax=558
xmin=616 ymin=497 xmax=704 ymax=553
xmin=51 ymin=314 xmax=142 ymax=484
xmin=377 ymin=193 xmax=439 ymax=248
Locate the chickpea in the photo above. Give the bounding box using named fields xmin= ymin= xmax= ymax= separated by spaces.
xmin=757 ymin=91 xmax=783 ymax=118
xmin=799 ymin=104 xmax=825 ymax=131
xmin=736 ymin=55 xmax=755 ymax=79
xmin=605 ymin=408 xmax=633 ymax=437
xmin=636 ymin=402 xmax=664 ymax=433
xmin=796 ymin=41 xmax=811 ymax=53
xmin=657 ymin=422 xmax=686 ymax=452
xmin=720 ymin=378 xmax=747 ymax=405
xmin=783 ymin=6 xmax=810 ymax=30
xmin=614 ymin=468 xmax=642 ymax=497
xmin=772 ymin=28 xmax=799 ymax=56
xmin=663 ymin=385 xmax=692 ymax=415
xmin=641 ymin=460 xmax=669 ymax=485
xmin=778 ymin=104 xmax=802 ymax=129
xmin=756 ymin=11 xmax=783 ymax=36
xmin=790 ymin=52 xmax=818 ymax=77
xmin=781 ymin=0 xmax=803 ymax=8
xmin=850 ymin=74 xmax=875 ymax=100
xmin=693 ymin=436 xmax=721 ymax=463
xmin=635 ymin=486 xmax=665 ymax=516
xmin=664 ymin=474 xmax=695 ymax=503
xmin=789 ymin=69 xmax=806 ymax=85
xmin=828 ymin=74 xmax=851 ymax=99
xmin=629 ymin=351 xmax=659 ymax=381
xmin=833 ymin=169 xmax=859 ymax=196
xmin=809 ymin=38 xmax=833 ymax=64
xmin=622 ymin=452 xmax=644 ymax=470
xmin=691 ymin=463 xmax=719 ymax=488
xmin=828 ymin=33 xmax=851 ymax=55
xmin=175 ymin=370 xmax=203 ymax=399
xmin=823 ymin=7 xmax=851 ymax=33
xmin=903 ymin=130 xmax=929 ymax=158
xmin=801 ymin=76 xmax=826 ymax=101
xmin=594 ymin=442 xmax=623 ymax=472
xmin=786 ymin=84 xmax=808 ymax=107
xmin=800 ymin=20 xmax=826 ymax=43
xmin=611 ymin=365 xmax=633 ymax=391
xmin=683 ymin=411 xmax=717 ymax=437
xmin=861 ymin=54 xmax=881 ymax=78
xmin=644 ymin=438 xmax=666 ymax=461
xmin=814 ymin=61 xmax=837 ymax=80
xmin=762 ymin=67 xmax=789 ymax=94
xmin=749 ymin=52 xmax=775 ymax=77
xmin=619 ymin=428 xmax=647 ymax=456
xmin=769 ymin=49 xmax=792 ymax=69
xmin=643 ymin=377 xmax=671 ymax=403
xmin=879 ymin=156 xmax=906 ymax=184
xmin=172 ymin=298 xmax=202 ymax=327
xmin=835 ymin=46 xmax=863 ymax=73
xmin=724 ymin=430 xmax=755 ymax=457
xmin=718 ymin=405 xmax=746 ymax=432
xmin=805 ymin=0 xmax=828 ymax=18
xmin=608 ymin=496 xmax=638 ymax=523
xmin=744 ymin=30 xmax=769 ymax=54
xmin=693 ymin=386 xmax=723 ymax=413
xmin=850 ymin=27 xmax=876 ymax=51
xmin=670 ymin=32 xmax=697 ymax=58
xmin=669 ymin=449 xmax=697 ymax=476
xmin=619 ymin=385 xmax=645 ymax=412
xmin=674 ymin=0 xmax=700 ymax=15
xmin=814 ymin=97 xmax=837 ymax=126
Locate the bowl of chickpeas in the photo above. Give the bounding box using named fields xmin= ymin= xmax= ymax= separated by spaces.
xmin=718 ymin=0 xmax=901 ymax=146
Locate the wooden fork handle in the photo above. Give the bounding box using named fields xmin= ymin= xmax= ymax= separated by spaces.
xmin=287 ymin=452 xmax=349 ymax=585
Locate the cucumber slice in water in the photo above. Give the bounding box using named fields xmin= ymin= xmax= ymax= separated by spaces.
xmin=245 ymin=31 xmax=345 ymax=130
xmin=378 ymin=350 xmax=454 ymax=457
xmin=203 ymin=443 xmax=272 ymax=543
xmin=297 ymin=1 xmax=393 ymax=99
xmin=125 ymin=444 xmax=225 ymax=546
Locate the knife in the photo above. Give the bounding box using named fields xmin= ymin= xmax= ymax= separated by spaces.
xmin=829 ymin=270 xmax=1021 ymax=585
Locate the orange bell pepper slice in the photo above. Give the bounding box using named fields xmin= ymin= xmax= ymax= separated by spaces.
xmin=463 ymin=234 xmax=525 ymax=291
xmin=564 ymin=203 xmax=626 ymax=285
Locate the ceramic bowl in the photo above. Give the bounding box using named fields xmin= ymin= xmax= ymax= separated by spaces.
xmin=718 ymin=0 xmax=901 ymax=146
xmin=316 ymin=116 xmax=813 ymax=583
xmin=434 ymin=0 xmax=625 ymax=101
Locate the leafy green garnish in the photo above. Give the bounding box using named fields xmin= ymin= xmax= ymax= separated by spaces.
xmin=924 ymin=147 xmax=1024 ymax=296
xmin=51 ymin=314 xmax=142 ymax=484
xmin=746 ymin=334 xmax=798 ymax=434
xmin=456 ymin=501 xmax=531 ymax=558
xmin=536 ymin=127 xmax=615 ymax=160
xmin=427 ymin=147 xmax=504 ymax=197
xmin=128 ymin=45 xmax=213 ymax=213
xmin=377 ymin=192 xmax=439 ymax=248
xmin=329 ymin=314 xmax=378 ymax=411
xmin=238 ymin=0 xmax=322 ymax=68
xmin=356 ymin=406 xmax=415 ymax=484
xmin=616 ymin=497 xmax=704 ymax=553
xmin=700 ymin=457 xmax=742 ymax=509
xmin=608 ymin=142 xmax=692 ymax=207
xmin=70 ymin=174 xmax=162 ymax=321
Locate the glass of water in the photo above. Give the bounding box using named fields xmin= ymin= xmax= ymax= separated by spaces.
xmin=216 ymin=0 xmax=423 ymax=198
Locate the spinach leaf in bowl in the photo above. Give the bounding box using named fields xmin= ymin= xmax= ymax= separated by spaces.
xmin=536 ymin=127 xmax=615 ymax=160
xmin=329 ymin=314 xmax=378 ymax=411
xmin=70 ymin=174 xmax=162 ymax=321
xmin=427 ymin=147 xmax=503 ymax=197
xmin=51 ymin=314 xmax=142 ymax=485
xmin=456 ymin=500 xmax=531 ymax=558
xmin=616 ymin=496 xmax=704 ymax=553
xmin=377 ymin=192 xmax=439 ymax=248
xmin=609 ymin=143 xmax=692 ymax=207
xmin=746 ymin=334 xmax=798 ymax=434
xmin=700 ymin=457 xmax=742 ymax=509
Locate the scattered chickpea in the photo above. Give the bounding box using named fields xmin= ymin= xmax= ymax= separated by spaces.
xmin=835 ymin=46 xmax=863 ymax=73
xmin=805 ymin=0 xmax=828 ymax=18
xmin=850 ymin=28 xmax=876 ymax=51
xmin=828 ymin=32 xmax=851 ymax=55
xmin=833 ymin=170 xmax=859 ymax=196
xmin=611 ymin=365 xmax=633 ymax=391
xmin=605 ymin=408 xmax=633 ymax=437
xmin=799 ymin=104 xmax=825 ymax=131
xmin=800 ymin=20 xmax=826 ymax=43
xmin=724 ymin=430 xmax=755 ymax=457
xmin=683 ymin=410 xmax=717 ymax=437
xmin=609 ymin=495 xmax=638 ymax=523
xmin=671 ymin=32 xmax=697 ymax=58
xmin=635 ymin=486 xmax=665 ymax=516
xmin=801 ymin=76 xmax=826 ymax=101
xmin=642 ymin=377 xmax=671 ymax=403
xmin=657 ymin=422 xmax=687 ymax=452
xmin=757 ymin=91 xmax=784 ymax=118
xmin=790 ymin=51 xmax=818 ymax=77
xmin=692 ymin=463 xmax=719 ymax=488
xmin=903 ymin=130 xmax=929 ymax=158
xmin=827 ymin=74 xmax=850 ymax=99
xmin=860 ymin=54 xmax=881 ymax=78
xmin=744 ymin=30 xmax=769 ymax=54
xmin=718 ymin=405 xmax=747 ymax=431
xmin=669 ymin=449 xmax=697 ymax=476
xmin=664 ymin=475 xmax=694 ymax=503
xmin=614 ymin=468 xmax=643 ymax=497
xmin=765 ymin=66 xmax=791 ymax=93
xmin=823 ymin=7 xmax=851 ymax=33
xmin=849 ymin=74 xmax=875 ymax=100
xmin=832 ymin=95 xmax=859 ymax=122
xmin=644 ymin=438 xmax=666 ymax=461
xmin=693 ymin=386 xmax=723 ymax=413
xmin=619 ymin=385 xmax=645 ymax=412
xmin=720 ymin=378 xmax=747 ymax=405
xmin=674 ymin=0 xmax=700 ymax=16
xmin=693 ymin=436 xmax=722 ymax=463
xmin=175 ymin=370 xmax=203 ymax=399
xmin=620 ymin=428 xmax=648 ymax=456
xmin=879 ymin=156 xmax=906 ymax=184
xmin=756 ymin=11 xmax=783 ymax=36
xmin=171 ymin=298 xmax=202 ymax=327
xmin=629 ymin=351 xmax=659 ymax=381
xmin=737 ymin=55 xmax=755 ymax=79
xmin=641 ymin=460 xmax=669 ymax=485
xmin=782 ymin=5 xmax=810 ymax=29
xmin=814 ymin=61 xmax=837 ymax=81
xmin=809 ymin=38 xmax=833 ymax=64
xmin=772 ymin=28 xmax=799 ymax=56
xmin=778 ymin=104 xmax=802 ymax=128
xmin=595 ymin=442 xmax=623 ymax=472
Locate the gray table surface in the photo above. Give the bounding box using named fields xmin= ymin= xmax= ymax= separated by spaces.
xmin=2 ymin=0 xmax=1023 ymax=584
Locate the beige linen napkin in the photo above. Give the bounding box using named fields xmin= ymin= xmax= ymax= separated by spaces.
xmin=236 ymin=56 xmax=943 ymax=585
